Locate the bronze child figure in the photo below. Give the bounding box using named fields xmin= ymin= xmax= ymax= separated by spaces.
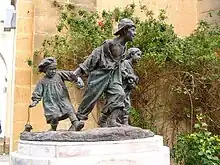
xmin=29 ymin=57 xmax=84 ymax=131
xmin=73 ymin=18 xmax=136 ymax=128
xmin=120 ymin=47 xmax=142 ymax=125
xmin=98 ymin=48 xmax=142 ymax=127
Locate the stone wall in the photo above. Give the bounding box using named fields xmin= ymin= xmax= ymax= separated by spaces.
xmin=96 ymin=0 xmax=198 ymax=36
xmin=34 ymin=0 xmax=96 ymax=51
xmin=33 ymin=0 xmax=98 ymax=130
xmin=12 ymin=0 xmax=35 ymax=151
xmin=197 ymin=0 xmax=220 ymax=23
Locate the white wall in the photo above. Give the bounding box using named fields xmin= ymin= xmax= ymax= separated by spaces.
xmin=0 ymin=0 xmax=11 ymax=21
xmin=0 ymin=54 xmax=7 ymax=137
xmin=0 ymin=30 xmax=15 ymax=138
xmin=0 ymin=0 xmax=16 ymax=138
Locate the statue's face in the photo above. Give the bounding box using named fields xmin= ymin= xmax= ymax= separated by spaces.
xmin=125 ymin=26 xmax=136 ymax=42
xmin=46 ymin=65 xmax=57 ymax=78
xmin=132 ymin=50 xmax=142 ymax=63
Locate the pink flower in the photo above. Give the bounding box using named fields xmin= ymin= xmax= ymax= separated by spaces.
xmin=98 ymin=20 xmax=104 ymax=27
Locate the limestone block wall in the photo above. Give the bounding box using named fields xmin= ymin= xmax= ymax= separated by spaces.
xmin=12 ymin=0 xmax=35 ymax=151
xmin=96 ymin=0 xmax=198 ymax=36
xmin=33 ymin=0 xmax=98 ymax=132
xmin=197 ymin=0 xmax=220 ymax=23
xmin=34 ymin=0 xmax=96 ymax=51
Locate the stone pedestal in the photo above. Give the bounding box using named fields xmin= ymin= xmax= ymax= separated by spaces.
xmin=10 ymin=127 xmax=170 ymax=165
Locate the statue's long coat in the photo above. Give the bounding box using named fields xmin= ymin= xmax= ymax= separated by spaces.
xmin=31 ymin=71 xmax=77 ymax=123
xmin=77 ymin=39 xmax=126 ymax=120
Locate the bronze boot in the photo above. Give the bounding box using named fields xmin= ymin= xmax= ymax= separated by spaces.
xmin=49 ymin=124 xmax=58 ymax=131
xmin=98 ymin=114 xmax=109 ymax=127
xmin=68 ymin=120 xmax=84 ymax=131
xmin=108 ymin=110 xmax=122 ymax=127
xmin=122 ymin=115 xmax=130 ymax=126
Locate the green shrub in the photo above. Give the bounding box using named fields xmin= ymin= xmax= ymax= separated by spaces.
xmin=34 ymin=3 xmax=139 ymax=69
xmin=172 ymin=115 xmax=220 ymax=165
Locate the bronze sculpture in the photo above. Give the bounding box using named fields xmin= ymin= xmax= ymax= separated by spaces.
xmin=29 ymin=57 xmax=84 ymax=131
xmin=73 ymin=18 xmax=136 ymax=128
xmin=98 ymin=47 xmax=142 ymax=127
xmin=26 ymin=18 xmax=141 ymax=132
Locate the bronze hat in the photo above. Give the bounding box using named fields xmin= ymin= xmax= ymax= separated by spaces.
xmin=38 ymin=57 xmax=57 ymax=73
xmin=114 ymin=18 xmax=135 ymax=36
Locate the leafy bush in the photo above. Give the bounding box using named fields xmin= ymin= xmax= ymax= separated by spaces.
xmin=34 ymin=3 xmax=139 ymax=69
xmin=130 ymin=8 xmax=220 ymax=138
xmin=172 ymin=115 xmax=220 ymax=165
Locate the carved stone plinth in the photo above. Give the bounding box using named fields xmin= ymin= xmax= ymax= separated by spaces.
xmin=10 ymin=127 xmax=170 ymax=165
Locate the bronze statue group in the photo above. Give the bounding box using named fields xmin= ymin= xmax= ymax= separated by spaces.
xmin=29 ymin=18 xmax=142 ymax=132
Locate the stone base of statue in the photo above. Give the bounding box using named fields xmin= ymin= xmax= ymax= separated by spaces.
xmin=10 ymin=127 xmax=170 ymax=165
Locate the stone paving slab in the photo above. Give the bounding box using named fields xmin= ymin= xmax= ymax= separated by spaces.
xmin=0 ymin=162 xmax=9 ymax=165
xmin=0 ymin=155 xmax=9 ymax=162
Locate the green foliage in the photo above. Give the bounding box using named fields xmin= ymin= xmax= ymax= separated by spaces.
xmin=129 ymin=107 xmax=156 ymax=132
xmin=129 ymin=7 xmax=220 ymax=137
xmin=134 ymin=11 xmax=220 ymax=69
xmin=172 ymin=115 xmax=220 ymax=165
xmin=35 ymin=3 xmax=139 ymax=69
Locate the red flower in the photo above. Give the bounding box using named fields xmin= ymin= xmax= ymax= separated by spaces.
xmin=98 ymin=20 xmax=104 ymax=27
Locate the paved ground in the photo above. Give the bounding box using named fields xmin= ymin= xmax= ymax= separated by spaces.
xmin=0 ymin=162 xmax=9 ymax=165
xmin=0 ymin=155 xmax=9 ymax=165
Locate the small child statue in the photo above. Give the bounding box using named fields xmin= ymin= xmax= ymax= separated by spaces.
xmin=120 ymin=47 xmax=142 ymax=125
xmin=29 ymin=57 xmax=84 ymax=131
xmin=98 ymin=48 xmax=142 ymax=127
